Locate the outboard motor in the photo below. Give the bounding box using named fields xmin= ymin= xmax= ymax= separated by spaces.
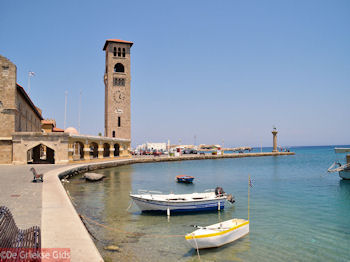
xmin=215 ymin=186 xmax=225 ymax=197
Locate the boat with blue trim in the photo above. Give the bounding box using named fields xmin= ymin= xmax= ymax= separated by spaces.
xmin=129 ymin=187 xmax=234 ymax=214
xmin=176 ymin=175 xmax=195 ymax=183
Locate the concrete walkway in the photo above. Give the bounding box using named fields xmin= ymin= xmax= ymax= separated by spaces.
xmin=0 ymin=164 xmax=65 ymax=228
xmin=42 ymin=164 xmax=104 ymax=262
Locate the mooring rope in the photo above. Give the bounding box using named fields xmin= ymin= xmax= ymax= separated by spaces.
xmin=126 ymin=200 xmax=133 ymax=211
xmin=192 ymin=233 xmax=201 ymax=261
xmin=328 ymin=162 xmax=350 ymax=173
xmin=80 ymin=214 xmax=184 ymax=239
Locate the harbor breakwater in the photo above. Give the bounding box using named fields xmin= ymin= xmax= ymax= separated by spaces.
xmin=59 ymin=151 xmax=295 ymax=178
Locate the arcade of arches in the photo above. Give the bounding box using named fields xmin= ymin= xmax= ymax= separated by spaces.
xmin=11 ymin=133 xmax=130 ymax=164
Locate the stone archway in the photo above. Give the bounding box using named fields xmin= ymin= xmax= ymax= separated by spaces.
xmin=114 ymin=143 xmax=120 ymax=157
xmin=90 ymin=142 xmax=98 ymax=159
xmin=73 ymin=141 xmax=84 ymax=160
xmin=27 ymin=144 xmax=55 ymax=164
xmin=103 ymin=143 xmax=110 ymax=157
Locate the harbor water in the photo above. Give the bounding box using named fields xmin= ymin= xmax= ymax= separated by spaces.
xmin=64 ymin=146 xmax=350 ymax=261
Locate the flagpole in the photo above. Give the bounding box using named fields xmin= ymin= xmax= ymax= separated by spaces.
xmin=78 ymin=90 xmax=82 ymax=133
xmin=248 ymin=174 xmax=250 ymax=221
xmin=64 ymin=91 xmax=68 ymax=129
xmin=27 ymin=73 xmax=30 ymax=95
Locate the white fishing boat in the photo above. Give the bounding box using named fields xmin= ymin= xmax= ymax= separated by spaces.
xmin=130 ymin=187 xmax=234 ymax=214
xmin=185 ymin=175 xmax=252 ymax=250
xmin=328 ymin=148 xmax=350 ymax=180
xmin=185 ymin=218 xmax=249 ymax=249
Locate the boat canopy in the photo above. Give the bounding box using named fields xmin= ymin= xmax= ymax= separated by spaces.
xmin=335 ymin=148 xmax=350 ymax=153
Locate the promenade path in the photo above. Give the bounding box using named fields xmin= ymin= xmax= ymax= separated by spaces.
xmin=0 ymin=164 xmax=66 ymax=228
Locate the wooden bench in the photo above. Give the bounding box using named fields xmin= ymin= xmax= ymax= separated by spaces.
xmin=30 ymin=167 xmax=43 ymax=182
xmin=0 ymin=206 xmax=41 ymax=250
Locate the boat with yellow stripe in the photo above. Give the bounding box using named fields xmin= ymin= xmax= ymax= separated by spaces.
xmin=185 ymin=218 xmax=249 ymax=249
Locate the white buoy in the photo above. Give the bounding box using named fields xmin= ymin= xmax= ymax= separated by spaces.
xmin=167 ymin=208 xmax=170 ymax=216
xmin=218 ymin=201 xmax=221 ymax=211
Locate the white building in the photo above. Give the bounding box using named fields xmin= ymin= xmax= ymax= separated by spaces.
xmin=136 ymin=142 xmax=167 ymax=152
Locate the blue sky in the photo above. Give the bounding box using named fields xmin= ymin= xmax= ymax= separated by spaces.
xmin=1 ymin=0 xmax=349 ymax=147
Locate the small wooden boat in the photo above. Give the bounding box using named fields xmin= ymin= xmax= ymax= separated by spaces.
xmin=185 ymin=218 xmax=249 ymax=249
xmin=130 ymin=187 xmax=235 ymax=214
xmin=176 ymin=175 xmax=194 ymax=183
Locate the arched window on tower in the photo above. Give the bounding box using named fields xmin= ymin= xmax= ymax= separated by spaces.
xmin=118 ymin=48 xmax=121 ymax=57
xmin=114 ymin=63 xmax=125 ymax=73
xmin=122 ymin=48 xmax=126 ymax=57
xmin=112 ymin=130 xmax=115 ymax=137
xmin=113 ymin=47 xmax=117 ymax=56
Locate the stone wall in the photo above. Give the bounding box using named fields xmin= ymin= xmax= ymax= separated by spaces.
xmin=0 ymin=55 xmax=42 ymax=164
xmin=12 ymin=132 xmax=70 ymax=165
xmin=0 ymin=55 xmax=17 ymax=137
xmin=16 ymin=91 xmax=41 ymax=132
xmin=0 ymin=140 xmax=12 ymax=164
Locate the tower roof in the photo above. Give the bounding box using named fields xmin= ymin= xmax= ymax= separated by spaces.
xmin=103 ymin=39 xmax=133 ymax=50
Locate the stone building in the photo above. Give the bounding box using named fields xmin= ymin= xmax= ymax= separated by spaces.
xmin=0 ymin=55 xmax=43 ymax=163
xmin=103 ymin=39 xmax=133 ymax=140
xmin=0 ymin=39 xmax=133 ymax=164
xmin=41 ymin=119 xmax=64 ymax=133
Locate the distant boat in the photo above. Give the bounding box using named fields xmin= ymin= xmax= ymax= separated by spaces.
xmin=176 ymin=175 xmax=194 ymax=183
xmin=130 ymin=187 xmax=235 ymax=214
xmin=185 ymin=218 xmax=249 ymax=249
xmin=328 ymin=148 xmax=350 ymax=180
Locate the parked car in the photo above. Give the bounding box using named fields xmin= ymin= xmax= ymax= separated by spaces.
xmin=153 ymin=151 xmax=162 ymax=156
xmin=183 ymin=149 xmax=198 ymax=154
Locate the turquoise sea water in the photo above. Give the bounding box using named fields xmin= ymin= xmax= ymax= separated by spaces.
xmin=65 ymin=146 xmax=350 ymax=262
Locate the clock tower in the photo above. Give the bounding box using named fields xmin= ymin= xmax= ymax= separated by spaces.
xmin=103 ymin=39 xmax=133 ymax=140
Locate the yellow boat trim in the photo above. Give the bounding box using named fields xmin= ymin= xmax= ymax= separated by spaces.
xmin=185 ymin=220 xmax=249 ymax=240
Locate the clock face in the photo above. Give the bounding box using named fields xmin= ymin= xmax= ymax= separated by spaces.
xmin=113 ymin=90 xmax=125 ymax=103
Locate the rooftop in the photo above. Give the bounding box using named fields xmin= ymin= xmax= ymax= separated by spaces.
xmin=103 ymin=39 xmax=133 ymax=50
xmin=16 ymin=84 xmax=43 ymax=120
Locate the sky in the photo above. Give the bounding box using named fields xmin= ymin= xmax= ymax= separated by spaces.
xmin=1 ymin=0 xmax=349 ymax=148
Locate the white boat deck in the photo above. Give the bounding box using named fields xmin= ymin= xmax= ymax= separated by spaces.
xmin=191 ymin=218 xmax=247 ymax=235
xmin=185 ymin=218 xmax=249 ymax=249
xmin=131 ymin=191 xmax=223 ymax=202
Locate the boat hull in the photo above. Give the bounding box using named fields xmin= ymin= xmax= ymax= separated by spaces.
xmin=177 ymin=177 xmax=194 ymax=183
xmin=185 ymin=220 xmax=249 ymax=249
xmin=176 ymin=175 xmax=194 ymax=183
xmin=130 ymin=194 xmax=226 ymax=213
xmin=339 ymin=169 xmax=350 ymax=180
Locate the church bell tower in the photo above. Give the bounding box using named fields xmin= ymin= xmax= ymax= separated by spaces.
xmin=103 ymin=39 xmax=133 ymax=140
